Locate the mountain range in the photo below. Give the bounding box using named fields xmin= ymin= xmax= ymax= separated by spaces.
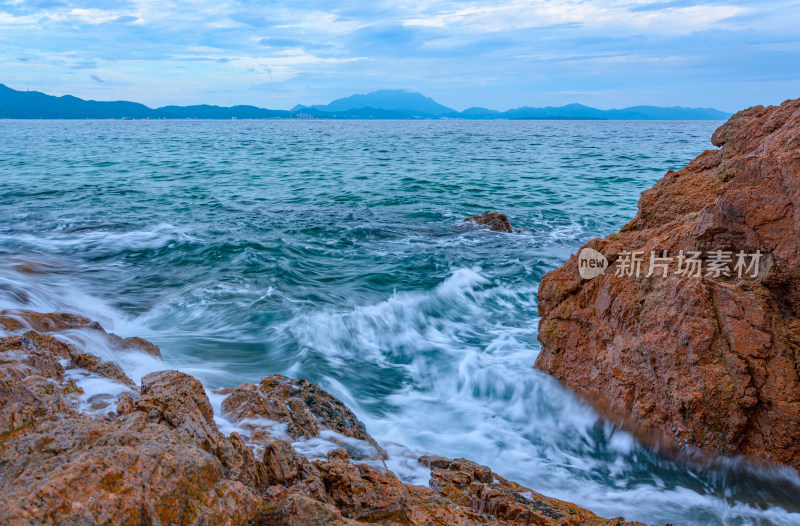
xmin=0 ymin=84 xmax=732 ymax=120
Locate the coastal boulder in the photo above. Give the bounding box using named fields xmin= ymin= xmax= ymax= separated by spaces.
xmin=536 ymin=98 xmax=800 ymax=469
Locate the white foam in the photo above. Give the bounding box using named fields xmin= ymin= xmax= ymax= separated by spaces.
xmin=269 ymin=267 xmax=800 ymax=525
xmin=63 ymin=368 xmax=135 ymax=415
xmin=54 ymin=329 xmax=165 ymax=384
xmin=3 ymin=258 xmax=800 ymax=525
xmin=379 ymin=441 xmax=433 ymax=487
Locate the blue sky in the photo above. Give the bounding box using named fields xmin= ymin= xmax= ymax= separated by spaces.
xmin=1 ymin=0 xmax=798 ymax=111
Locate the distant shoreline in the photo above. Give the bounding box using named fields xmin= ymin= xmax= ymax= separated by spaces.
xmin=0 ymin=117 xmax=728 ymax=121
xmin=0 ymin=84 xmax=733 ymax=121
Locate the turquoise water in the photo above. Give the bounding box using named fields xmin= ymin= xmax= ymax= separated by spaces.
xmin=1 ymin=120 xmax=799 ymax=525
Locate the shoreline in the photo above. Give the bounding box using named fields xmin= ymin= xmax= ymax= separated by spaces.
xmin=0 ymin=308 xmax=647 ymax=525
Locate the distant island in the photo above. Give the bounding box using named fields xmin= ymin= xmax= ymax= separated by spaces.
xmin=0 ymin=84 xmax=732 ymax=120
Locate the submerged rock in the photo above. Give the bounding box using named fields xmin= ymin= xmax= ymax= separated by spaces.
xmin=0 ymin=309 xmax=646 ymax=525
xmin=464 ymin=211 xmax=528 ymax=233
xmin=536 ymin=98 xmax=800 ymax=470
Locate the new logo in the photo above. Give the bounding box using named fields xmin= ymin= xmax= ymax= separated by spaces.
xmin=578 ymin=248 xmax=608 ymax=280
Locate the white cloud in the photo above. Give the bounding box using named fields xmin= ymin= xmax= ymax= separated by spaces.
xmin=402 ymin=0 xmax=746 ymax=36
xmin=0 ymin=0 xmax=798 ymax=110
xmin=65 ymin=8 xmax=124 ymax=25
xmin=0 ymin=12 xmax=41 ymax=26
xmin=223 ymin=52 xmax=365 ymax=82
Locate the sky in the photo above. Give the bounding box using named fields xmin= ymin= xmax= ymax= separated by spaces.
xmin=1 ymin=0 xmax=799 ymax=112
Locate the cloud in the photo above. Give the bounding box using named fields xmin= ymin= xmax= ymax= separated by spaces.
xmin=259 ymin=37 xmax=306 ymax=48
xmin=72 ymin=59 xmax=97 ymax=69
xmin=90 ymin=74 xmax=105 ymax=83
xmin=401 ymin=0 xmax=746 ymax=36
xmin=227 ymin=11 xmax=280 ymax=28
xmin=29 ymin=0 xmax=68 ymax=8
xmin=0 ymin=0 xmax=797 ymax=111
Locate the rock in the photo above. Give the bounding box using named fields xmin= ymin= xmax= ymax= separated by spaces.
xmin=536 ymin=98 xmax=800 ymax=470
xmin=0 ymin=310 xmax=650 ymax=525
xmin=0 ymin=336 xmax=260 ymax=525
xmin=0 ymin=308 xmax=162 ymax=358
xmin=0 ymin=309 xmax=102 ymax=332
xmin=464 ymin=211 xmax=523 ymax=233
xmin=327 ymin=447 xmax=350 ymax=462
xmin=136 ymin=370 xmax=219 ymax=443
xmin=221 ymin=374 xmax=386 ymax=459
xmin=0 ymin=339 xmax=72 ymax=436
xmin=310 ymin=453 xmax=499 ymax=525
xmin=3 ymin=331 xmax=137 ymax=387
xmin=316 ymin=455 xmax=412 ymax=519
xmin=109 ymin=334 xmax=162 ymax=357
xmin=72 ymin=350 xmax=137 ymax=387
xmin=9 ymin=258 xmax=55 ymax=274
xmin=262 ymin=439 xmax=324 ymax=490
xmin=420 ymin=456 xmax=646 ymax=525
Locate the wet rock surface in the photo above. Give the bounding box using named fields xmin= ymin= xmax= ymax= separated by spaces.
xmin=0 ymin=310 xmax=646 ymax=525
xmin=464 ymin=211 xmax=527 ymax=233
xmin=536 ymin=98 xmax=800 ymax=470
xmin=222 ymin=374 xmax=386 ymax=459
xmin=420 ymin=456 xmax=639 ymax=525
xmin=0 ymin=308 xmax=161 ymax=358
xmin=0 ymin=309 xmax=103 ymax=332
xmin=109 ymin=334 xmax=162 ymax=357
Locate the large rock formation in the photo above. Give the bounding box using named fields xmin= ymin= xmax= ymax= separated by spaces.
xmin=536 ymin=99 xmax=800 ymax=470
xmin=0 ymin=310 xmax=646 ymax=525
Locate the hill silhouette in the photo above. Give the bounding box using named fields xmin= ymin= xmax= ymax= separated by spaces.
xmin=0 ymin=84 xmax=731 ymax=120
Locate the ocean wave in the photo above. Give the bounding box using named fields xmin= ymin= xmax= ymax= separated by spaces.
xmin=3 ymin=119 xmax=799 ymax=524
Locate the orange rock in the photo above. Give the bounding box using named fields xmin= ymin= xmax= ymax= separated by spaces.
xmin=222 ymin=374 xmax=386 ymax=459
xmin=0 ymin=311 xmax=650 ymax=525
xmin=536 ymin=98 xmax=800 ymax=470
xmin=0 ymin=309 xmax=162 ymax=358
xmin=0 ymin=309 xmax=102 ymax=332
xmin=108 ymin=334 xmax=162 ymax=357
xmin=0 ymin=336 xmax=260 ymax=525
xmin=420 ymin=456 xmax=644 ymax=525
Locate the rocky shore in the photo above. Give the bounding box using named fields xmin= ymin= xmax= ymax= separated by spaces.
xmin=536 ymin=98 xmax=800 ymax=470
xmin=0 ymin=309 xmax=644 ymax=525
xmin=7 ymin=100 xmax=797 ymax=524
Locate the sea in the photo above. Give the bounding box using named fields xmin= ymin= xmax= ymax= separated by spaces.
xmin=1 ymin=119 xmax=799 ymax=525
